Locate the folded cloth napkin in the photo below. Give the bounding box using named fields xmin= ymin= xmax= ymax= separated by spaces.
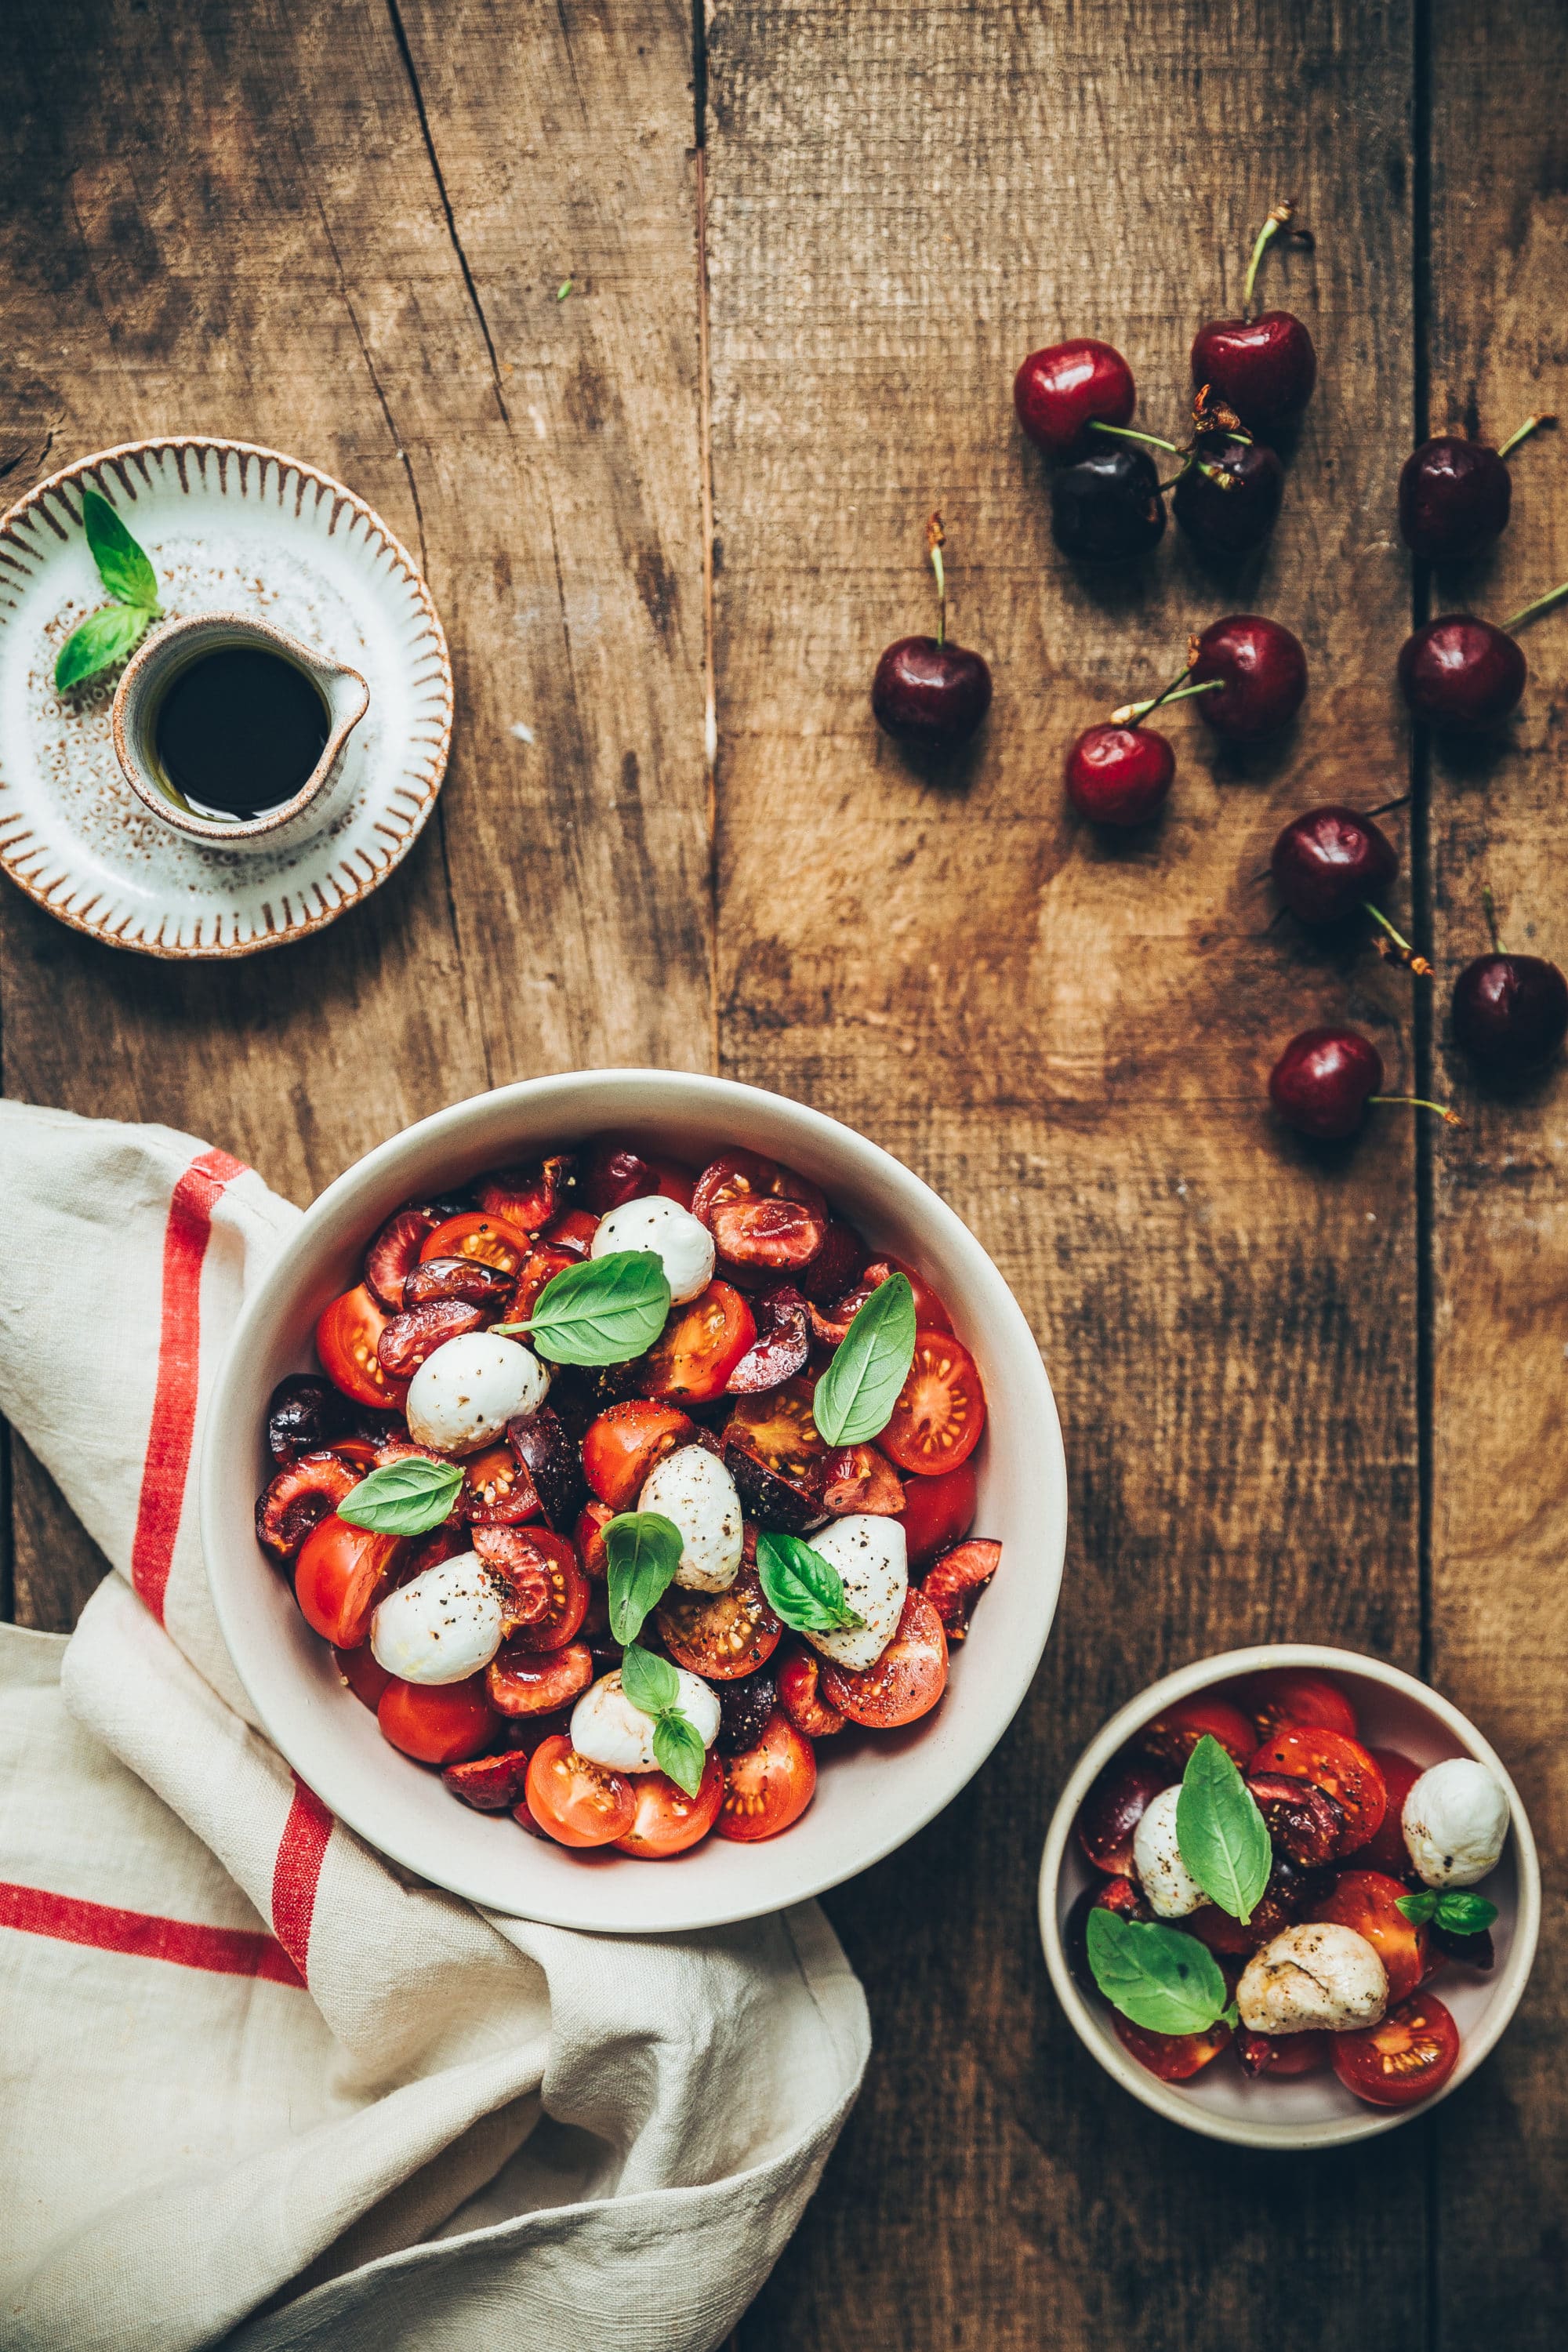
xmin=0 ymin=1100 xmax=869 ymax=2352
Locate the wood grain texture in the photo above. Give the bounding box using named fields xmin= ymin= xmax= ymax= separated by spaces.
xmin=706 ymin=2 xmax=1429 ymax=2345
xmin=1427 ymin=2 xmax=1568 ymax=2332
xmin=0 ymin=0 xmax=710 ymax=1624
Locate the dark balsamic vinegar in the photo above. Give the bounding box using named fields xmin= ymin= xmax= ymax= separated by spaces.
xmin=153 ymin=645 xmax=330 ymax=822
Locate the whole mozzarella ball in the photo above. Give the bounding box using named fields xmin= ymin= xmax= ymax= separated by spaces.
xmin=800 ymin=1514 xmax=908 ymax=1672
xmin=639 ymin=1445 xmax=743 ymax=1591
xmin=370 ymin=1554 xmax=504 ymax=1685
xmin=1403 ymin=1757 xmax=1510 ymax=1888
xmin=1237 ymin=1921 xmax=1388 ymax=2034
xmin=592 ymin=1194 xmax=715 ymax=1305
xmin=405 ymin=1332 xmax=550 ymax=1456
xmin=570 ymin=1668 xmax=722 ymax=1774
xmin=1131 ymin=1784 xmax=1206 ymax=1919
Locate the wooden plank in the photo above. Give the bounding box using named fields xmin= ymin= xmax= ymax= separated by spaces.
xmin=0 ymin=0 xmax=710 ymax=1626
xmin=706 ymin=2 xmax=1426 ymax=2343
xmin=1427 ymin=2 xmax=1568 ymax=2336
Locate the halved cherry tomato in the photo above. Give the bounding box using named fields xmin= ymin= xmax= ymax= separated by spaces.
xmin=1250 ymin=1726 xmax=1388 ymax=1855
xmin=819 ymin=1443 xmax=905 ymax=1517
xmin=508 ymin=1244 xmax=576 ymax=1323
xmin=777 ymin=1643 xmax=846 ymax=1737
xmin=581 ymin=1402 xmax=698 ymax=1510
xmin=334 ymin=1642 xmax=393 ymax=1712
xmin=716 ymin=1709 xmax=817 ymax=1842
xmin=364 ymin=1207 xmax=441 ymax=1308
xmin=487 ymin=1638 xmax=593 ymax=1716
xmin=1331 ymin=1991 xmax=1460 ymax=2107
xmin=295 ymin=1516 xmax=402 ymax=1648
xmin=315 ymin=1284 xmax=409 ymax=1411
xmin=691 ymin=1152 xmax=829 ymax=1271
xmin=461 ymin=1445 xmax=542 ymax=1527
xmin=492 ymin=1530 xmax=587 ymax=1651
xmin=920 ymin=1537 xmax=1001 ymax=1643
xmin=636 ymin=1281 xmax=757 ymax=1405
xmin=256 ymin=1452 xmax=361 ymax=1561
xmin=722 ymin=1285 xmax=811 ymax=1396
xmin=441 ymin=1748 xmax=534 ymax=1811
xmin=1076 ymin=1759 xmax=1167 ymax=1875
xmin=1113 ymin=2012 xmax=1232 ymax=2082
xmin=1315 ymin=1867 xmax=1428 ymax=2001
xmin=862 ymin=1257 xmax=954 ymax=1335
xmin=657 ymin=1563 xmax=782 ymax=1680
xmin=1138 ymin=1695 xmax=1257 ymax=1772
xmin=477 ymin=1154 xmax=574 ymax=1236
xmin=721 ymin=1377 xmax=829 ymax=1530
xmin=821 ymin=1589 xmax=949 ymax=1727
xmin=419 ymin=1210 xmax=533 ymax=1276
xmin=1360 ymin=1748 xmax=1422 ymax=1877
xmin=377 ymin=1298 xmax=485 ymax=1378
xmin=895 ymin=1458 xmax=977 ymax=1568
xmin=613 ymin=1755 xmax=724 ymax=1857
xmin=575 ymin=1498 xmax=614 ymax=1578
xmin=880 ymin=1330 xmax=986 ymax=1475
xmin=1236 ymin=2029 xmax=1329 ymax=2078
xmin=402 ymin=1255 xmax=515 ymax=1312
xmin=377 ymin=1672 xmax=497 ymax=1766
xmin=524 ymin=1735 xmax=637 ymax=1847
xmin=1232 ymin=1670 xmax=1359 ymax=1748
xmin=540 ymin=1207 xmax=600 ymax=1258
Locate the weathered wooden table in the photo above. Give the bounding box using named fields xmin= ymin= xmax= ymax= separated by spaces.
xmin=3 ymin=2 xmax=1564 ymax=2343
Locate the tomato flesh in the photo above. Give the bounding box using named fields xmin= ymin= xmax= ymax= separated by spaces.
xmin=334 ymin=1642 xmax=393 ymax=1712
xmin=575 ymin=1497 xmax=614 ymax=1578
xmin=691 ymin=1151 xmax=829 ymax=1271
xmin=295 ymin=1516 xmax=402 ymax=1648
xmin=419 ymin=1210 xmax=533 ymax=1276
xmin=581 ymin=1402 xmax=698 ymax=1510
xmin=488 ymin=1531 xmax=589 ymax=1652
xmin=377 ymin=1673 xmax=497 ymax=1766
xmin=1113 ymin=2012 xmax=1232 ymax=2082
xmin=880 ymin=1330 xmax=986 ymax=1475
xmin=1236 ymin=2029 xmax=1329 ymax=2078
xmin=1314 ymin=1867 xmax=1428 ymax=2001
xmin=487 ymin=1639 xmax=593 ymax=1716
xmin=777 ymin=1643 xmax=846 ymax=1737
xmin=862 ymin=1256 xmax=954 ymax=1335
xmin=363 ymin=1207 xmax=441 ymax=1309
xmin=1332 ymin=1991 xmax=1461 ymax=2107
xmin=524 ymin=1735 xmax=637 ymax=1847
xmin=1250 ymin=1726 xmax=1388 ymax=1855
xmin=1360 ymin=1748 xmax=1422 ymax=1877
xmin=821 ymin=1589 xmax=949 ymax=1727
xmin=1232 ymin=1669 xmax=1359 ymax=1748
xmin=895 ymin=1458 xmax=977 ymax=1567
xmin=316 ymin=1284 xmax=408 ymax=1411
xmin=613 ymin=1755 xmax=724 ymax=1857
xmin=1139 ymin=1695 xmax=1257 ymax=1772
xmin=716 ymin=1709 xmax=817 ymax=1842
xmin=476 ymin=1155 xmax=572 ymax=1236
xmin=657 ymin=1563 xmax=782 ymax=1680
xmin=920 ymin=1537 xmax=1001 ymax=1643
xmin=636 ymin=1281 xmax=757 ymax=1404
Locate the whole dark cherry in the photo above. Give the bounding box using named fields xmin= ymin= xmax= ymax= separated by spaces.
xmin=1172 ymin=433 xmax=1286 ymax=554
xmin=1051 ymin=445 xmax=1166 ymax=563
xmin=1065 ymin=724 xmax=1175 ymax=826
xmin=1270 ymin=806 xmax=1397 ymax=925
xmin=1014 ymin=338 xmax=1135 ymax=458
xmin=1398 ymin=417 xmax=1552 ymax=563
xmin=1191 ymin=200 xmax=1317 ymax=431
xmin=1452 ymin=951 xmax=1568 ymax=1073
xmin=1269 ymin=1028 xmax=1459 ymax=1140
xmin=872 ymin=512 xmax=992 ymax=748
xmin=1189 ymin=613 xmax=1308 ymax=740
xmin=1396 ymin=616 xmax=1526 ymax=731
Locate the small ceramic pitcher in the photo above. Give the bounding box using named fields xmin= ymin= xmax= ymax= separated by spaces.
xmin=112 ymin=612 xmax=370 ymax=854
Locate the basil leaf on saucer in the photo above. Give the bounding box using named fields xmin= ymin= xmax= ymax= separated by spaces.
xmin=82 ymin=486 xmax=159 ymax=611
xmin=1175 ymin=1734 xmax=1272 ymax=1923
xmin=337 ymin=1454 xmax=463 ymax=1536
xmin=496 ymin=1249 xmax=670 ymax=1366
xmin=652 ymin=1711 xmax=706 ymax=1799
xmin=811 ymin=1271 xmax=916 ymax=1446
xmin=54 ymin=601 xmax=151 ymax=693
xmin=620 ymin=1640 xmax=680 ymax=1716
xmin=604 ymin=1512 xmax=684 ymax=1645
xmin=755 ymin=1530 xmax=864 ymax=1635
xmin=1085 ymin=1907 xmax=1229 ymax=2036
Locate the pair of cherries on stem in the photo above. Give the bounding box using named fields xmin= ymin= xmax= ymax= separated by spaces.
xmin=1065 ymin=615 xmax=1308 ymax=826
xmin=870 ymin=514 xmax=992 ymax=748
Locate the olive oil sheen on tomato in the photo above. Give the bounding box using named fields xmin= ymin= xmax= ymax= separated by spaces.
xmin=153 ymin=644 xmax=330 ymax=821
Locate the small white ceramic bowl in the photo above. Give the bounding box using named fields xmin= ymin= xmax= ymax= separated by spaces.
xmin=1039 ymin=1644 xmax=1540 ymax=2149
xmin=202 ymin=1070 xmax=1067 ymax=1935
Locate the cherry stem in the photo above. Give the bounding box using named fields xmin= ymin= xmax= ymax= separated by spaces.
xmin=1243 ymin=199 xmax=1295 ymax=311
xmin=1089 ymin=419 xmax=1183 ymax=456
xmin=1483 ymin=885 xmax=1506 ymax=955
xmin=926 ymin=511 xmax=946 ymax=648
xmin=1497 ymin=413 xmax=1556 ymax=459
xmin=1365 ymin=902 xmax=1433 ymax=978
xmin=1369 ymin=1095 xmax=1466 ymax=1128
xmin=1502 ymin=579 xmax=1568 ymax=633
xmin=1112 ymin=677 xmax=1223 ymax=726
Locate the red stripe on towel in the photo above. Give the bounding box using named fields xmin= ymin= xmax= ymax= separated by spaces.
xmin=270 ymin=1775 xmax=332 ymax=1980
xmin=0 ymin=1880 xmax=303 ymax=1986
xmin=129 ymin=1146 xmax=249 ymax=1624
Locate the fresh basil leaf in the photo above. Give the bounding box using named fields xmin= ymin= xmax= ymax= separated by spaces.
xmin=1396 ymin=1889 xmax=1439 ymax=1926
xmin=755 ymin=1530 xmax=864 ymax=1634
xmin=1435 ymin=1890 xmax=1498 ymax=1936
xmin=53 ymin=602 xmax=151 ymax=692
xmin=1085 ymin=1906 xmax=1229 ymax=2035
xmin=1221 ymin=1998 xmax=1240 ymax=2034
xmin=604 ymin=1511 xmax=684 ymax=1644
xmin=620 ymin=1639 xmax=680 ymax=1716
xmin=652 ymin=1711 xmax=706 ymax=1799
xmin=498 ymin=1250 xmax=670 ymax=1366
xmin=1176 ymin=1734 xmax=1272 ymax=1923
xmin=337 ymin=1455 xmax=463 ymax=1536
xmin=81 ymin=486 xmax=159 ymax=609
xmin=812 ymin=1270 xmax=917 ymax=1446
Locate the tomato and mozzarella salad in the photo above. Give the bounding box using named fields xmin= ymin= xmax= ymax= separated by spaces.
xmin=255 ymin=1138 xmax=1004 ymax=1859
xmin=1066 ymin=1670 xmax=1510 ymax=2107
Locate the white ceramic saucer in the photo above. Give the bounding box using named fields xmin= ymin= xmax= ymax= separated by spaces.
xmin=0 ymin=438 xmax=452 ymax=957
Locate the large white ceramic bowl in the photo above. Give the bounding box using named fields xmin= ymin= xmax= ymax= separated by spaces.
xmin=1039 ymin=1644 xmax=1540 ymax=2149
xmin=202 ymin=1070 xmax=1068 ymax=1934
